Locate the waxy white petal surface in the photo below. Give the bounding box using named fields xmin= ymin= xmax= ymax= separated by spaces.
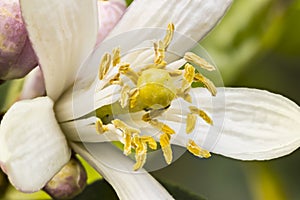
xmin=0 ymin=97 xmax=71 ymax=192
xmin=20 ymin=0 xmax=98 ymax=101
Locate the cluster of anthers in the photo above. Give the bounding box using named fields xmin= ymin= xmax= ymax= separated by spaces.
xmin=95 ymin=23 xmax=217 ymax=170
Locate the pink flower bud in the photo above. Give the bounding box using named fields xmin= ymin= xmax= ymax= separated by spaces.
xmin=0 ymin=0 xmax=37 ymax=80
xmin=97 ymin=0 xmax=126 ymax=44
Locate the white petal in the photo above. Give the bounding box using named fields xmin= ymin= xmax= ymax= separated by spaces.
xmin=70 ymin=142 xmax=174 ymax=200
xmin=61 ymin=116 xmax=119 ymax=142
xmin=108 ymin=0 xmax=232 ymax=53
xmin=166 ymin=88 xmax=300 ymax=160
xmin=20 ymin=0 xmax=98 ymax=101
xmin=0 ymin=97 xmax=71 ymax=192
xmin=19 ymin=67 xmax=45 ymax=99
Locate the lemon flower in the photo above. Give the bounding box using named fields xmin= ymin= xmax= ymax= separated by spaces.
xmin=1 ymin=0 xmax=300 ymax=200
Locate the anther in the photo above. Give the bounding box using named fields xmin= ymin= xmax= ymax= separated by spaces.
xmin=154 ymin=41 xmax=166 ymax=65
xmin=184 ymin=63 xmax=195 ymax=84
xmin=120 ymin=85 xmax=130 ymax=108
xmin=162 ymin=23 xmax=175 ymax=49
xmin=184 ymin=52 xmax=216 ymax=71
xmin=98 ymin=53 xmax=111 ymax=80
xmin=112 ymin=119 xmax=140 ymax=134
xmin=189 ymin=106 xmax=213 ymax=125
xmin=147 ymin=119 xmax=175 ymax=135
xmin=112 ymin=47 xmax=121 ymax=67
xmin=132 ymin=135 xmax=147 ymax=170
xmin=129 ymin=88 xmax=140 ymax=109
xmin=160 ymin=133 xmax=173 ymax=164
xmin=140 ymin=136 xmax=157 ymax=150
xmin=194 ymin=73 xmax=217 ymax=96
xmin=118 ymin=63 xmax=139 ymax=84
xmin=95 ymin=118 xmax=109 ymax=134
xmin=187 ymin=140 xmax=211 ymax=158
xmin=109 ymin=73 xmax=121 ymax=85
xmin=186 ymin=113 xmax=197 ymax=134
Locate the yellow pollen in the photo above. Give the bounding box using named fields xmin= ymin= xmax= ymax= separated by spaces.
xmin=112 ymin=47 xmax=121 ymax=66
xmin=189 ymin=106 xmax=213 ymax=125
xmin=187 ymin=140 xmax=211 ymax=158
xmin=186 ymin=113 xmax=197 ymax=134
xmin=160 ymin=133 xmax=173 ymax=164
xmin=194 ymin=73 xmax=217 ymax=96
xmin=184 ymin=52 xmax=216 ymax=71
xmin=162 ymin=23 xmax=175 ymax=49
xmin=95 ymin=118 xmax=109 ymax=134
xmin=98 ymin=53 xmax=111 ymax=80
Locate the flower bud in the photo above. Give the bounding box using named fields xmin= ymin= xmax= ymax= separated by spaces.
xmin=0 ymin=0 xmax=38 ymax=80
xmin=19 ymin=67 xmax=45 ymax=100
xmin=43 ymin=158 xmax=87 ymax=199
xmin=97 ymin=0 xmax=126 ymax=44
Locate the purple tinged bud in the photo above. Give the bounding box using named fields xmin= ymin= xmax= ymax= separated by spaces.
xmin=43 ymin=158 xmax=87 ymax=199
xmin=0 ymin=0 xmax=38 ymax=80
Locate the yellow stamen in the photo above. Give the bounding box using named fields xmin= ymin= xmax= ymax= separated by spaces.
xmin=147 ymin=119 xmax=175 ymax=135
xmin=119 ymin=63 xmax=139 ymax=84
xmin=189 ymin=106 xmax=213 ymax=125
xmin=132 ymin=135 xmax=147 ymax=170
xmin=154 ymin=41 xmax=166 ymax=65
xmin=187 ymin=140 xmax=211 ymax=158
xmin=194 ymin=73 xmax=217 ymax=96
xmin=120 ymin=85 xmax=130 ymax=108
xmin=109 ymin=73 xmax=121 ymax=85
xmin=98 ymin=53 xmax=111 ymax=80
xmin=142 ymin=110 xmax=165 ymax=122
xmin=129 ymin=88 xmax=139 ymax=109
xmin=184 ymin=63 xmax=196 ymax=84
xmin=184 ymin=52 xmax=216 ymax=71
xmin=133 ymin=151 xmax=147 ymax=171
xmin=186 ymin=113 xmax=197 ymax=134
xmin=123 ymin=132 xmax=132 ymax=156
xmin=112 ymin=47 xmax=121 ymax=66
xmin=160 ymin=133 xmax=172 ymax=164
xmin=112 ymin=119 xmax=140 ymax=134
xmin=95 ymin=118 xmax=109 ymax=134
xmin=177 ymin=63 xmax=195 ymax=102
xmin=162 ymin=23 xmax=175 ymax=49
xmin=140 ymin=136 xmax=157 ymax=150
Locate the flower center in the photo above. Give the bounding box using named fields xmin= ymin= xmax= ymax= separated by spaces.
xmin=95 ymin=23 xmax=216 ymax=170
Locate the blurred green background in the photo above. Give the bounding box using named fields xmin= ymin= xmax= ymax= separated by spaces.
xmin=1 ymin=0 xmax=300 ymax=199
